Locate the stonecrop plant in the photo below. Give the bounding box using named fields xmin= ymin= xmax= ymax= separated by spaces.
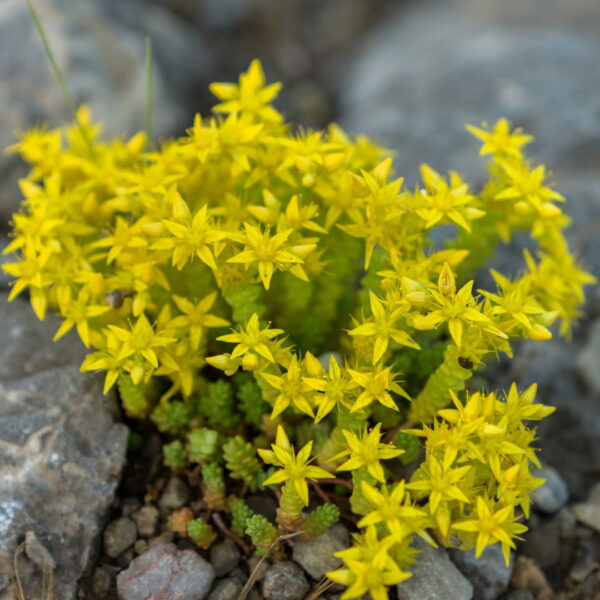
xmin=4 ymin=60 xmax=595 ymax=599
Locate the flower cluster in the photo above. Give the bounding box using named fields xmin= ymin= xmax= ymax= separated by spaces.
xmin=4 ymin=60 xmax=594 ymax=600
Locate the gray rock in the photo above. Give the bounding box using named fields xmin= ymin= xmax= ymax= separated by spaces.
xmin=0 ymin=237 xmax=13 ymax=289
xmin=117 ymin=543 xmax=215 ymax=600
xmin=0 ymin=0 xmax=199 ymax=225
xmin=397 ymin=537 xmax=473 ymax=600
xmin=149 ymin=532 xmax=175 ymax=549
xmin=103 ymin=517 xmax=137 ymax=558
xmin=292 ymin=523 xmax=349 ymax=580
xmin=0 ymin=293 xmax=88 ymax=381
xmin=159 ymin=477 xmax=191 ymax=510
xmin=24 ymin=531 xmax=56 ymax=570
xmin=572 ymin=482 xmax=600 ymax=533
xmin=450 ymin=545 xmax=512 ymax=600
xmin=576 ymin=320 xmax=600 ymax=395
xmin=0 ymin=349 xmax=128 ymax=598
xmin=522 ymin=518 xmax=561 ymax=569
xmin=340 ymin=0 xmax=600 ymax=186
xmin=502 ymin=593 xmax=535 ymax=600
xmin=262 ymin=561 xmax=310 ymax=600
xmin=207 ymin=577 xmax=243 ymax=600
xmin=132 ymin=505 xmax=160 ymax=538
xmin=532 ymin=466 xmax=569 ymax=514
xmin=209 ymin=539 xmax=240 ymax=577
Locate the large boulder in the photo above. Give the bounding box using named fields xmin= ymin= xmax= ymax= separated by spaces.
xmin=0 ymin=295 xmax=128 ymax=600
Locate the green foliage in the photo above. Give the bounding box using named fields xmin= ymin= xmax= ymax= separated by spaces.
xmin=304 ymin=503 xmax=340 ymax=538
xmin=394 ymin=431 xmax=421 ymax=464
xmin=187 ymin=427 xmax=220 ymax=463
xmin=245 ymin=515 xmax=278 ymax=556
xmin=223 ymin=436 xmax=262 ymax=488
xmin=187 ymin=518 xmax=216 ymax=549
xmin=163 ymin=439 xmax=187 ymax=470
xmin=197 ymin=380 xmax=239 ymax=429
xmin=118 ymin=374 xmax=151 ymax=418
xmin=202 ymin=463 xmax=226 ymax=510
xmin=228 ymin=497 xmax=254 ymax=536
xmin=151 ymin=401 xmax=191 ymax=433
xmin=235 ymin=374 xmax=269 ymax=426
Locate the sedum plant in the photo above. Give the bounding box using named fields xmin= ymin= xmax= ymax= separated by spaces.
xmin=3 ymin=59 xmax=595 ymax=600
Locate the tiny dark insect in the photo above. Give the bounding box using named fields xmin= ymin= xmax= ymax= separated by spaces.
xmin=458 ymin=357 xmax=474 ymax=370
xmin=106 ymin=289 xmax=135 ymax=309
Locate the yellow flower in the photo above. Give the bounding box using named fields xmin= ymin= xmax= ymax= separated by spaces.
xmin=260 ymin=355 xmax=314 ymax=419
xmin=328 ymin=526 xmax=411 ymax=600
xmin=359 ymin=481 xmax=428 ymax=541
xmin=416 ymin=165 xmax=484 ymax=232
xmin=497 ymin=383 xmax=555 ymax=424
xmin=210 ymin=59 xmax=283 ymax=123
xmin=152 ymin=190 xmax=226 ymax=270
xmin=167 ymin=293 xmax=229 ymax=349
xmin=53 ymin=289 xmax=111 ymax=347
xmin=406 ymin=456 xmax=471 ymax=513
xmin=411 ymin=264 xmax=507 ymax=347
xmin=227 ymin=222 xmax=315 ymax=290
xmin=333 ymin=423 xmax=403 ymax=482
xmin=80 ymin=333 xmax=129 ymax=393
xmin=349 ymin=292 xmax=419 ymax=364
xmin=303 ymin=352 xmax=358 ymax=422
xmin=107 ymin=314 xmax=176 ymax=372
xmin=259 ymin=425 xmax=333 ymax=505
xmin=217 ymin=313 xmax=283 ymax=365
xmin=466 ymin=119 xmax=533 ymax=158
xmin=496 ymin=161 xmax=564 ymax=212
xmin=346 ymin=366 xmax=410 ymax=412
xmin=452 ymin=495 xmax=527 ymax=565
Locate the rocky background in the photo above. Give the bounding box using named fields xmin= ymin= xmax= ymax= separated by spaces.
xmin=1 ymin=0 xmax=599 ymax=599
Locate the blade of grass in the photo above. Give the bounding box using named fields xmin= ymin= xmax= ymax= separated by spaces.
xmin=144 ymin=36 xmax=154 ymax=151
xmin=26 ymin=0 xmax=96 ymax=159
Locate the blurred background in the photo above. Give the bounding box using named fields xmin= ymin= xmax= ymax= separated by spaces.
xmin=2 ymin=0 xmax=600 ymax=500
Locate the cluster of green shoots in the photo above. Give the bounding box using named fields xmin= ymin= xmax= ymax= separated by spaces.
xmin=4 ymin=60 xmax=594 ymax=599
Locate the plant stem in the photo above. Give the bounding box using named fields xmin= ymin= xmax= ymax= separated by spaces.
xmin=26 ymin=0 xmax=96 ymax=159
xmin=144 ymin=36 xmax=154 ymax=151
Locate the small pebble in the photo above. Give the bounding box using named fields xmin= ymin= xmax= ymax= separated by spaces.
xmin=159 ymin=477 xmax=191 ymax=510
xmin=134 ymin=539 xmax=148 ymax=555
xmin=117 ymin=543 xmax=215 ymax=600
xmin=262 ymin=561 xmax=310 ymax=600
xmin=292 ymin=524 xmax=349 ymax=579
xmin=121 ymin=497 xmax=142 ymax=518
xmin=104 ymin=517 xmax=137 ymax=558
xmin=148 ymin=531 xmax=175 ymax=549
xmin=132 ymin=504 xmax=160 ymax=538
xmin=91 ymin=567 xmax=113 ymax=595
xmin=210 ymin=539 xmax=240 ymax=577
xmin=532 ymin=466 xmax=569 ymax=514
xmin=397 ymin=537 xmax=473 ymax=600
xmin=449 ymin=544 xmax=512 ymax=600
xmin=207 ymin=577 xmax=243 ymax=600
xmin=502 ymin=592 xmax=535 ymax=600
xmin=572 ymin=482 xmax=600 ymax=533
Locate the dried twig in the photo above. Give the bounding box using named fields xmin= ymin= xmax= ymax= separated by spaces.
xmin=237 ymin=531 xmax=305 ymax=600
xmin=211 ymin=513 xmax=251 ymax=554
xmin=13 ymin=542 xmax=26 ymax=600
xmin=304 ymin=577 xmax=334 ymax=600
